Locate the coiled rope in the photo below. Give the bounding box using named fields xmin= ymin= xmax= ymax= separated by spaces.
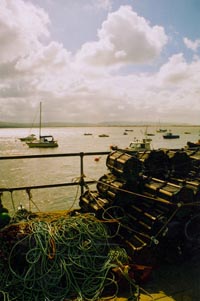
xmin=0 ymin=214 xmax=137 ymax=301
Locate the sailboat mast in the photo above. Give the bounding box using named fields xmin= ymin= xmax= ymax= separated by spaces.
xmin=39 ymin=102 xmax=42 ymax=138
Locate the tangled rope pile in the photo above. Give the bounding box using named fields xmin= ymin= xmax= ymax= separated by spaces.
xmin=0 ymin=213 xmax=135 ymax=301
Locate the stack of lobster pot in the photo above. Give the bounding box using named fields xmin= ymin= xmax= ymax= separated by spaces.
xmin=162 ymin=149 xmax=192 ymax=178
xmin=80 ymin=151 xmax=141 ymax=217
xmin=167 ymin=177 xmax=200 ymax=203
xmin=105 ymin=150 xmax=143 ymax=182
xmin=79 ymin=150 xmax=200 ymax=260
xmin=79 ymin=190 xmax=110 ymax=215
xmin=136 ymin=149 xmax=170 ymax=179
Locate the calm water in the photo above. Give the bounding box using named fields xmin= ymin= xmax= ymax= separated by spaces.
xmin=0 ymin=126 xmax=199 ymax=213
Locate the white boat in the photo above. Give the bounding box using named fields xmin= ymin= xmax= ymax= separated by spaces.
xmin=26 ymin=102 xmax=58 ymax=148
xmin=126 ymin=138 xmax=151 ymax=152
xmin=27 ymin=135 xmax=58 ymax=148
xmin=156 ymin=128 xmax=167 ymax=133
xmin=156 ymin=121 xmax=167 ymax=133
xmin=111 ymin=138 xmax=151 ymax=153
xmin=19 ymin=134 xmax=36 ymax=142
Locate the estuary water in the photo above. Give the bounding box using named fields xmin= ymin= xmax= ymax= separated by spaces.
xmin=0 ymin=126 xmax=199 ymax=213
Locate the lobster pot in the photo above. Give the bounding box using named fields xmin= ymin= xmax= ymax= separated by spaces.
xmin=79 ymin=190 xmax=110 ymax=214
xmin=170 ymin=178 xmax=200 ymax=203
xmin=125 ymin=202 xmax=167 ymax=235
xmin=106 ymin=151 xmax=142 ymax=181
xmin=97 ymin=173 xmax=129 ymax=202
xmin=125 ymin=234 xmax=149 ymax=252
xmin=188 ymin=149 xmax=200 ymax=162
xmin=165 ymin=150 xmax=192 ymax=177
xmin=187 ymin=150 xmax=200 ymax=176
xmin=143 ymin=177 xmax=194 ymax=204
xmin=137 ymin=150 xmax=170 ymax=179
xmin=184 ymin=213 xmax=200 ymax=243
xmin=183 ymin=181 xmax=200 ymax=202
xmin=120 ymin=201 xmax=168 ymax=252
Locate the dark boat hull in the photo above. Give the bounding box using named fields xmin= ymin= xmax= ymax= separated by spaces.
xmin=187 ymin=141 xmax=200 ymax=148
xmin=163 ymin=135 xmax=179 ymax=139
xmin=163 ymin=133 xmax=180 ymax=139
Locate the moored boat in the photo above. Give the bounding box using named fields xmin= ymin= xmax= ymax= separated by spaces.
xmin=111 ymin=138 xmax=151 ymax=154
xmin=98 ymin=134 xmax=109 ymax=137
xmin=163 ymin=132 xmax=180 ymax=139
xmin=127 ymin=138 xmax=151 ymax=151
xmin=26 ymin=135 xmax=58 ymax=148
xmin=187 ymin=139 xmax=200 ymax=149
xmin=156 ymin=128 xmax=167 ymax=133
xmin=19 ymin=133 xmax=36 ymax=142
xmin=26 ymin=102 xmax=58 ymax=148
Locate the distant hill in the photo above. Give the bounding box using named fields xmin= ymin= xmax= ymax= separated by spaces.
xmin=0 ymin=121 xmax=198 ymax=128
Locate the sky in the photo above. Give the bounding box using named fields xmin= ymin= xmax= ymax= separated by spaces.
xmin=1 ymin=0 xmax=200 ymax=125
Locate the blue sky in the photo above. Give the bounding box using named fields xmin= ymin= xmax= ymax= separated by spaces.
xmin=0 ymin=0 xmax=200 ymax=124
xmin=36 ymin=0 xmax=200 ymax=60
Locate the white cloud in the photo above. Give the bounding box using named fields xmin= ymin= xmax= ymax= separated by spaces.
xmin=0 ymin=1 xmax=200 ymax=125
xmin=183 ymin=37 xmax=200 ymax=52
xmin=76 ymin=5 xmax=168 ymax=66
xmin=16 ymin=41 xmax=71 ymax=72
xmin=86 ymin=0 xmax=113 ymax=10
xmin=0 ymin=0 xmax=50 ymax=63
xmin=158 ymin=53 xmax=190 ymax=84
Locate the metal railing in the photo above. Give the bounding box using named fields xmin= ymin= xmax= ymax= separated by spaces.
xmin=0 ymin=151 xmax=110 ymax=195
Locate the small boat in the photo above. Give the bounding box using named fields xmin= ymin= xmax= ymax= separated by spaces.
xmin=26 ymin=102 xmax=58 ymax=148
xmin=127 ymin=138 xmax=151 ymax=152
xmin=112 ymin=138 xmax=151 ymax=154
xmin=144 ymin=126 xmax=155 ymax=138
xmin=146 ymin=133 xmax=155 ymax=136
xmin=110 ymin=144 xmax=118 ymax=150
xmin=156 ymin=121 xmax=167 ymax=133
xmin=156 ymin=128 xmax=167 ymax=133
xmin=187 ymin=140 xmax=200 ymax=149
xmin=163 ymin=132 xmax=180 ymax=139
xmin=98 ymin=134 xmax=109 ymax=137
xmin=19 ymin=134 xmax=36 ymax=142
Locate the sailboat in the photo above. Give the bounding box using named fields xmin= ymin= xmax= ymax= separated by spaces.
xmin=144 ymin=126 xmax=155 ymax=140
xmin=26 ymin=102 xmax=58 ymax=148
xmin=156 ymin=120 xmax=167 ymax=133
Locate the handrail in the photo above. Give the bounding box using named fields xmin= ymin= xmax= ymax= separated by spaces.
xmin=0 ymin=151 xmax=110 ymax=195
xmin=0 ymin=151 xmax=110 ymax=160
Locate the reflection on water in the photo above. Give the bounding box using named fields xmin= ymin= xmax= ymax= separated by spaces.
xmin=0 ymin=126 xmax=199 ymax=213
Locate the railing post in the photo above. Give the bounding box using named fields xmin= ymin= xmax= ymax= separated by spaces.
xmin=80 ymin=152 xmax=85 ymax=195
xmin=0 ymin=151 xmax=110 ymax=197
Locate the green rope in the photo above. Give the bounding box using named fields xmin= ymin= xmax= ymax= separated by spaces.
xmin=0 ymin=214 xmax=134 ymax=301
